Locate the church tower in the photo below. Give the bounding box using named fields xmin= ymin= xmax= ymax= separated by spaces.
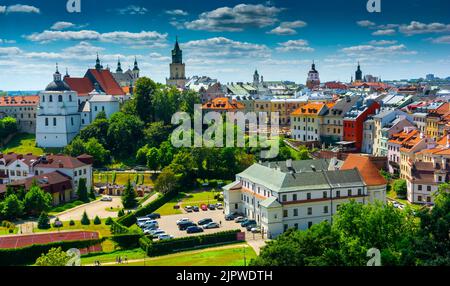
xmin=306 ymin=61 xmax=320 ymax=89
xmin=253 ymin=69 xmax=260 ymax=86
xmin=355 ymin=62 xmax=363 ymax=82
xmin=116 ymin=58 xmax=123 ymax=73
xmin=36 ymin=64 xmax=81 ymax=148
xmin=132 ymin=57 xmax=140 ymax=79
xmin=95 ymin=53 xmax=103 ymax=70
xmin=166 ymin=37 xmax=186 ymax=88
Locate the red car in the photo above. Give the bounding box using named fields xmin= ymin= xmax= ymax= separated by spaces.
xmin=201 ymin=204 xmax=208 ymax=211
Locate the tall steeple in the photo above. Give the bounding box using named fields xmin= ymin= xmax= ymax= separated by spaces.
xmin=355 ymin=61 xmax=363 ymax=82
xmin=172 ymin=36 xmax=183 ymax=64
xmin=133 ymin=56 xmax=139 ymax=71
xmin=116 ymin=57 xmax=123 ymax=73
xmin=95 ymin=53 xmax=102 ymax=70
xmin=54 ymin=63 xmax=61 ymax=82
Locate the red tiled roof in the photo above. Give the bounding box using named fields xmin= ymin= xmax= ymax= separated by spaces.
xmin=341 ymin=154 xmax=387 ymax=186
xmin=34 ymin=155 xmax=90 ymax=169
xmin=0 ymin=153 xmax=39 ymax=167
xmin=86 ymin=69 xmax=125 ymax=96
xmin=64 ymin=77 xmax=94 ymax=96
xmin=0 ymin=95 xmax=39 ymax=107
xmin=202 ymin=97 xmax=245 ymax=110
xmin=10 ymin=171 xmax=72 ymax=194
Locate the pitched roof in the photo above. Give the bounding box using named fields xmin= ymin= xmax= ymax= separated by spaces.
xmin=341 ymin=154 xmax=387 ymax=186
xmin=85 ymin=69 xmax=125 ymax=96
xmin=64 ymin=77 xmax=94 ymax=96
xmin=34 ymin=155 xmax=90 ymax=169
xmin=291 ymin=102 xmax=329 ymax=116
xmin=202 ymin=97 xmax=245 ymax=110
xmin=0 ymin=95 xmax=39 ymax=107
xmin=10 ymin=171 xmax=72 ymax=194
xmin=0 ymin=153 xmax=39 ymax=167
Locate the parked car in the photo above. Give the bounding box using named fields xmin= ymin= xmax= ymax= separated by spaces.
xmin=216 ymin=203 xmax=223 ymax=209
xmin=201 ymin=204 xmax=208 ymax=211
xmin=198 ymin=218 xmax=213 ymax=226
xmin=185 ymin=206 xmax=193 ymax=213
xmin=241 ymin=220 xmax=256 ymax=227
xmin=208 ymin=204 xmax=216 ymax=210
xmin=143 ymin=226 xmax=158 ymax=235
xmin=225 ymin=213 xmax=237 ymax=221
xmin=251 ymin=227 xmax=261 ymax=233
xmin=203 ymin=222 xmax=220 ymax=229
xmin=186 ymin=226 xmax=204 ymax=234
xmin=151 ymin=230 xmax=166 ymax=238
xmin=176 ymin=218 xmax=191 ymax=225
xmin=137 ymin=217 xmax=153 ymax=227
xmin=101 ymin=196 xmax=113 ymax=202
xmin=158 ymin=234 xmax=174 ymax=240
xmin=146 ymin=228 xmax=163 ymax=236
xmin=142 ymin=220 xmax=158 ymax=229
xmin=146 ymin=213 xmax=161 ymax=219
xmin=193 ymin=206 xmax=199 ymax=212
xmin=179 ymin=221 xmax=197 ymax=231
xmin=246 ymin=223 xmax=257 ymax=231
xmin=234 ymin=216 xmax=246 ymax=223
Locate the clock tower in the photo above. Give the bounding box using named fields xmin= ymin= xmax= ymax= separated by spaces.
xmin=166 ymin=37 xmax=187 ymax=88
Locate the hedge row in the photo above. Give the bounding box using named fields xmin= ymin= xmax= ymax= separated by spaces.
xmin=110 ymin=233 xmax=142 ymax=249
xmin=139 ymin=229 xmax=242 ymax=257
xmin=118 ymin=191 xmax=177 ymax=227
xmin=0 ymin=238 xmax=104 ymax=266
xmin=110 ymin=220 xmax=130 ymax=234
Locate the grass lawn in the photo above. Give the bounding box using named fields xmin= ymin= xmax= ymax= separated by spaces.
xmin=93 ymin=171 xmax=154 ymax=186
xmin=0 ymin=133 xmax=62 ymax=155
xmin=0 ymin=227 xmax=18 ymax=235
xmin=387 ymin=189 xmax=424 ymax=212
xmin=155 ymin=190 xmax=221 ymax=215
xmin=33 ymin=220 xmax=112 ymax=237
xmin=81 ymin=243 xmax=256 ymax=266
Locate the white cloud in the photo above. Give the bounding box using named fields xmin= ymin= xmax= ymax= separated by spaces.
xmin=51 ymin=21 xmax=76 ymax=31
xmin=165 ymin=9 xmax=188 ymax=16
xmin=25 ymin=30 xmax=167 ymax=45
xmin=0 ymin=39 xmax=16 ymax=44
xmin=267 ymin=20 xmax=307 ymax=35
xmin=184 ymin=4 xmax=282 ymax=32
xmin=184 ymin=37 xmax=270 ymax=59
xmin=116 ymin=5 xmax=148 ymax=15
xmin=341 ymin=44 xmax=417 ymax=56
xmin=275 ymin=39 xmax=314 ymax=52
xmin=399 ymin=21 xmax=450 ymax=35
xmin=372 ymin=29 xmax=396 ymax=36
xmin=0 ymin=47 xmax=23 ymax=56
xmin=357 ymin=20 xmax=376 ymax=27
xmin=2 ymin=4 xmax=40 ymax=14
xmin=431 ymin=36 xmax=450 ymax=44
xmin=368 ymin=40 xmax=398 ymax=45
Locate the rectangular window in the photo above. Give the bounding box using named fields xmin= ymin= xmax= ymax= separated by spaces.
xmin=323 ymin=191 xmax=328 ymax=199
xmin=348 ymin=190 xmax=352 ymax=197
xmin=427 ymin=186 xmax=431 ymax=192
xmin=294 ymin=223 xmax=299 ymax=230
xmin=293 ymin=209 xmax=298 ymax=217
xmin=293 ymin=194 xmax=297 ymax=201
xmin=283 ymin=210 xmax=288 ymax=218
xmin=308 ymin=222 xmax=313 ymax=229
xmin=358 ymin=189 xmax=362 ymax=196
xmin=324 ymin=206 xmax=329 ymax=213
xmin=307 ymin=193 xmax=311 ymax=200
xmin=336 ymin=191 xmax=340 ymax=198
xmin=307 ymin=207 xmax=312 ymax=215
xmin=282 ymin=195 xmax=287 ymax=202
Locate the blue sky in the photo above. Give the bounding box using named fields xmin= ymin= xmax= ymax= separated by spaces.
xmin=0 ymin=0 xmax=450 ymax=90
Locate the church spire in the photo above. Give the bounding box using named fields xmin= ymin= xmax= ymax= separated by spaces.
xmin=133 ymin=56 xmax=139 ymax=71
xmin=54 ymin=63 xmax=61 ymax=82
xmin=116 ymin=57 xmax=123 ymax=73
xmin=172 ymin=36 xmax=183 ymax=64
xmin=95 ymin=53 xmax=102 ymax=70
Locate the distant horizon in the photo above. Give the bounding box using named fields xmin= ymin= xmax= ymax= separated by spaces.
xmin=1 ymin=0 xmax=450 ymax=90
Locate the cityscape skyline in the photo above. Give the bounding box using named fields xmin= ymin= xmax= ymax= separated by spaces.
xmin=1 ymin=0 xmax=450 ymax=90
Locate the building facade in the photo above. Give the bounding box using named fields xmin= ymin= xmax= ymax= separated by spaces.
xmin=166 ymin=38 xmax=187 ymax=88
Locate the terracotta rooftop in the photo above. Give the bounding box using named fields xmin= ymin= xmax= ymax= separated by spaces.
xmin=341 ymin=154 xmax=387 ymax=186
xmin=64 ymin=77 xmax=94 ymax=96
xmin=10 ymin=171 xmax=72 ymax=194
xmin=34 ymin=154 xmax=91 ymax=169
xmin=291 ymin=102 xmax=331 ymax=116
xmin=202 ymin=97 xmax=245 ymax=110
xmin=86 ymin=69 xmax=125 ymax=96
xmin=0 ymin=95 xmax=39 ymax=107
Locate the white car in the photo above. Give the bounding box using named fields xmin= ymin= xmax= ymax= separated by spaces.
xmin=176 ymin=218 xmax=191 ymax=225
xmin=158 ymin=234 xmax=174 ymax=240
xmin=141 ymin=220 xmax=158 ymax=228
xmin=101 ymin=196 xmax=113 ymax=202
xmin=151 ymin=230 xmax=166 ymax=237
xmin=216 ymin=203 xmax=223 ymax=209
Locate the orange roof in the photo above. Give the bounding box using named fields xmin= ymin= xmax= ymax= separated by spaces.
xmin=64 ymin=77 xmax=94 ymax=96
xmin=0 ymin=95 xmax=39 ymax=107
xmin=202 ymin=97 xmax=245 ymax=111
xmin=122 ymin=86 xmax=132 ymax=94
xmin=341 ymin=154 xmax=387 ymax=186
xmin=291 ymin=102 xmax=328 ymax=116
xmin=85 ymin=69 xmax=125 ymax=96
xmin=434 ymin=102 xmax=450 ymax=115
xmin=352 ymin=82 xmax=390 ymax=89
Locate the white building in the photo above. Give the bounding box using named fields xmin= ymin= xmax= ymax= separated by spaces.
xmin=223 ymin=159 xmax=381 ymax=238
xmin=36 ymin=66 xmax=120 ymax=148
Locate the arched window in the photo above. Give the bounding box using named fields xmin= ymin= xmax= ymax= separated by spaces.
xmin=42 ymin=95 xmax=45 ymax=102
xmin=49 ymin=95 xmax=53 ymax=102
xmin=45 ymin=118 xmax=49 ymax=126
xmin=58 ymin=95 xmax=63 ymax=102
xmin=53 ymin=118 xmax=57 ymax=126
xmin=69 ymin=94 xmax=72 ymax=102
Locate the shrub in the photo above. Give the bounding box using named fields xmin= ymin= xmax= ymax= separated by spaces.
xmin=93 ymin=216 xmax=101 ymax=225
xmin=69 ymin=220 xmax=75 ymax=226
xmin=53 ymin=218 xmax=63 ymax=228
xmin=111 ymin=233 xmax=142 ymax=249
xmin=105 ymin=217 xmax=113 ymax=225
xmin=80 ymin=211 xmax=90 ymax=225
xmin=37 ymin=212 xmax=50 ymax=230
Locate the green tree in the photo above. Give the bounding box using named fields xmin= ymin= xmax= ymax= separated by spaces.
xmin=80 ymin=211 xmax=90 ymax=225
xmin=76 ymin=178 xmax=89 ymax=203
xmin=107 ymin=112 xmax=144 ymax=158
xmin=134 ymin=77 xmax=157 ymax=123
xmin=64 ymin=137 xmax=86 ymax=157
xmin=37 ymin=211 xmax=50 ymax=229
xmin=84 ymin=137 xmax=110 ymax=167
xmin=35 ymin=247 xmax=71 ymax=266
xmin=393 ymin=179 xmax=407 ymax=199
xmin=93 ymin=216 xmax=101 ymax=225
xmin=0 ymin=194 xmax=24 ymax=220
xmin=146 ymin=147 xmax=161 ymax=170
xmin=121 ymin=180 xmax=137 ymax=209
xmin=158 ymin=141 xmax=174 ymax=168
xmin=154 ymin=167 xmax=178 ymax=194
xmin=144 ymin=121 xmax=172 ymax=148
xmin=23 ymin=184 xmax=52 ymax=216
xmin=0 ymin=117 xmax=18 ymax=138
xmin=79 ymin=118 xmax=109 ymax=146
xmin=136 ymin=145 xmax=150 ymax=165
